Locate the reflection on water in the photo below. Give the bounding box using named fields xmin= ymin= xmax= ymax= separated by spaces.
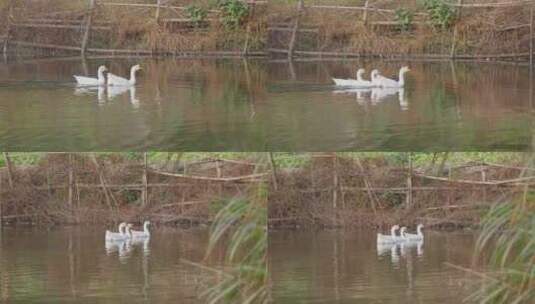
xmin=74 ymin=85 xmax=139 ymax=107
xmin=377 ymin=240 xmax=424 ymax=269
xmin=0 ymin=227 xmax=222 ymax=303
xmin=0 ymin=58 xmax=534 ymax=150
xmin=105 ymin=237 xmax=150 ymax=262
xmin=270 ymin=230 xmax=481 ymax=304
xmin=334 ymin=87 xmax=407 ymax=110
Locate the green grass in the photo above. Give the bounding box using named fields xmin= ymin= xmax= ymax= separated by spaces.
xmin=469 ymin=192 xmax=535 ymax=303
xmin=1 ymin=152 xmax=526 ymax=170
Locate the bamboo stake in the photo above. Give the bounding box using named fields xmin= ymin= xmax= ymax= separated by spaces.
xmin=13 ymin=23 xmax=110 ymax=30
xmin=268 ymin=152 xmax=278 ymax=190
xmin=288 ymin=0 xmax=304 ymax=59
xmin=2 ymin=153 xmax=14 ymax=188
xmin=531 ymin=4 xmax=534 ymax=66
xmin=155 ymin=0 xmax=161 ymax=23
xmin=437 ymin=152 xmax=449 ymax=176
xmin=288 ymin=59 xmax=296 ymax=80
xmin=2 ymin=0 xmax=13 ymax=58
xmin=450 ymin=0 xmax=463 ymax=58
xmin=68 ymin=154 xmax=74 ymax=218
xmin=151 ymin=170 xmax=267 ymax=182
xmin=355 ymin=157 xmax=378 ymax=213
xmin=81 ymin=0 xmax=96 ymax=57
xmin=332 ymin=153 xmax=338 ymax=211
xmin=142 ymin=153 xmax=148 ymax=207
xmin=406 ymin=153 xmax=413 ymax=209
xmin=90 ymin=154 xmax=115 ymax=213
xmin=362 ymin=0 xmax=370 ymax=25
xmin=243 ymin=0 xmax=256 ymax=55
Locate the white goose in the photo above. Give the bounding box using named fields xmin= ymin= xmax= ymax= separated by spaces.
xmin=374 ymin=66 xmax=410 ymax=88
xmin=105 ymin=222 xmax=128 ymax=241
xmin=377 ymin=225 xmax=401 ymax=244
xmin=131 ymin=220 xmax=151 ymax=238
xmin=108 ymin=64 xmax=142 ymax=86
xmin=73 ymin=65 xmax=108 ymax=86
xmin=404 ymin=224 xmax=424 ymax=241
xmin=333 ymin=69 xmax=377 ymax=88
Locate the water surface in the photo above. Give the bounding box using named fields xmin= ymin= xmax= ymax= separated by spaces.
xmin=269 ymin=230 xmax=483 ymax=304
xmin=0 ymin=226 xmax=223 ymax=303
xmin=0 ymin=58 xmax=533 ymax=150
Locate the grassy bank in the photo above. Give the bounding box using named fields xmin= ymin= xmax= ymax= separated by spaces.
xmin=3 ymin=0 xmax=267 ymax=55
xmin=3 ymin=1 xmax=532 ymax=60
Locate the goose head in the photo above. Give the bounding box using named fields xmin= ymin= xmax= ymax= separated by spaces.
xmin=370 ymin=69 xmax=380 ymax=80
xmin=126 ymin=223 xmax=134 ymax=235
xmin=356 ymin=68 xmax=366 ymax=78
xmin=390 ymin=225 xmax=400 ymax=235
xmin=400 ymin=66 xmax=410 ymax=74
xmin=97 ymin=65 xmax=108 ymax=74
xmin=417 ymin=224 xmax=424 ymax=231
xmin=131 ymin=64 xmax=142 ymax=73
xmin=400 ymin=226 xmax=407 ymax=237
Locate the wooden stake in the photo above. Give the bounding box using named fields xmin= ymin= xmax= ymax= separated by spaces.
xmin=2 ymin=153 xmax=13 ymax=188
xmin=450 ymin=0 xmax=463 ymax=58
xmin=530 ymin=4 xmax=534 ymax=66
xmin=288 ymin=0 xmax=304 ymax=59
xmin=332 ymin=153 xmax=338 ymax=210
xmin=406 ymin=153 xmax=413 ymax=209
xmin=269 ymin=152 xmax=278 ymax=191
xmin=68 ymin=153 xmax=74 ymax=218
xmin=142 ymin=152 xmax=148 ymax=206
xmin=2 ymin=0 xmax=13 ymax=58
xmin=155 ymin=0 xmax=161 ymax=23
xmin=243 ymin=0 xmax=256 ymax=55
xmin=362 ymin=0 xmax=370 ymax=25
xmin=81 ymin=0 xmax=96 ymax=57
xmin=355 ymin=157 xmax=378 ymax=213
xmin=90 ymin=154 xmax=115 ymax=213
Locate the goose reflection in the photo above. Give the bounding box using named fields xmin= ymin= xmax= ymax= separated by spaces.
xmin=334 ymin=87 xmax=408 ymax=110
xmin=74 ymin=85 xmax=139 ymax=107
xmin=105 ymin=236 xmax=150 ymax=262
xmin=400 ymin=239 xmax=424 ymax=258
xmin=377 ymin=242 xmax=401 ymax=267
xmin=371 ymin=87 xmax=407 ymax=110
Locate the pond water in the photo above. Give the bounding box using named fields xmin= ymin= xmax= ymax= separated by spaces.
xmin=0 ymin=57 xmax=534 ymax=151
xmin=269 ymin=229 xmax=484 ymax=304
xmin=0 ymin=226 xmax=223 ymax=303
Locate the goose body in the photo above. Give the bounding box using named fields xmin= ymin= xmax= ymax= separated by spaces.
xmin=74 ymin=65 xmax=108 ymax=86
xmin=377 ymin=225 xmax=401 ymax=244
xmin=105 ymin=222 xmax=128 ymax=241
xmin=333 ymin=69 xmax=377 ymax=88
xmin=131 ymin=221 xmax=151 ymax=238
xmin=374 ymin=66 xmax=410 ymax=88
xmin=108 ymin=64 xmax=141 ymax=86
xmin=403 ymin=224 xmax=424 ymax=241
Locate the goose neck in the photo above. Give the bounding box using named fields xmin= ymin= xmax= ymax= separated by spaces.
xmin=398 ymin=70 xmax=406 ymax=86
xmin=129 ymin=68 xmax=137 ymax=85
xmin=144 ymin=222 xmax=150 ymax=232
xmin=390 ymin=227 xmax=397 ymax=237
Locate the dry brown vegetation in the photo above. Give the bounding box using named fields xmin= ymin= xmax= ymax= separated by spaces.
xmin=0 ymin=153 xmax=261 ymax=226
xmin=5 ymin=0 xmax=267 ymax=55
xmin=268 ymin=0 xmax=535 ymax=59
xmin=269 ymin=155 xmax=529 ymax=229
xmin=1 ymin=153 xmax=531 ymax=230
xmin=2 ymin=1 xmax=533 ymax=59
